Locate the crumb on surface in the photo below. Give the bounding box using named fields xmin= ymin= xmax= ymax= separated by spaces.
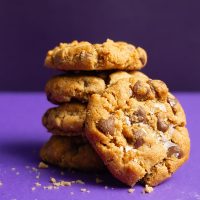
xmin=128 ymin=188 xmax=135 ymax=193
xmin=96 ymin=177 xmax=103 ymax=184
xmin=0 ymin=181 xmax=3 ymax=186
xmin=35 ymin=182 xmax=41 ymax=187
xmin=11 ymin=168 xmax=16 ymax=171
xmin=80 ymin=188 xmax=87 ymax=192
xmin=76 ymin=180 xmax=85 ymax=184
xmin=36 ymin=175 xmax=40 ymax=179
xmin=32 ymin=167 xmax=38 ymax=172
xmin=50 ymin=177 xmax=56 ymax=183
xmin=144 ymin=184 xmax=154 ymax=193
xmin=38 ymin=162 xmax=48 ymax=169
xmin=104 ymin=186 xmax=108 ymax=189
xmin=16 ymin=172 xmax=20 ymax=175
xmin=31 ymin=187 xmax=36 ymax=191
xmin=43 ymin=185 xmax=53 ymax=190
xmin=70 ymin=192 xmax=74 ymax=195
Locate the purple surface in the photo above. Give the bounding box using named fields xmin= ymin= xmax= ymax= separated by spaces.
xmin=0 ymin=92 xmax=199 ymax=200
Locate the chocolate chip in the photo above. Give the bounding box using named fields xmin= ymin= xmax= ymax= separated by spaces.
xmin=132 ymin=81 xmax=154 ymax=101
xmin=96 ymin=116 xmax=115 ymax=135
xmin=134 ymin=106 xmax=147 ymax=123
xmin=134 ymin=130 xmax=145 ymax=148
xmin=167 ymin=146 xmax=183 ymax=159
xmin=83 ymin=79 xmax=89 ymax=87
xmin=157 ymin=117 xmax=169 ymax=132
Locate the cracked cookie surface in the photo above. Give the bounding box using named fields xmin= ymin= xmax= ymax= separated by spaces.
xmin=42 ymin=103 xmax=86 ymax=136
xmin=45 ymin=39 xmax=147 ymax=71
xmin=45 ymin=71 xmax=148 ymax=104
xmin=40 ymin=136 xmax=104 ymax=171
xmin=85 ymin=77 xmax=190 ymax=186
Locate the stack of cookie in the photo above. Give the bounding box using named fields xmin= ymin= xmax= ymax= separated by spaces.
xmin=40 ymin=39 xmax=190 ymax=187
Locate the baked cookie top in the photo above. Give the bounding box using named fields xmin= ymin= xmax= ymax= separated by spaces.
xmin=40 ymin=136 xmax=104 ymax=171
xmin=85 ymin=77 xmax=190 ymax=186
xmin=45 ymin=39 xmax=147 ymax=71
xmin=42 ymin=103 xmax=86 ymax=136
xmin=45 ymin=71 xmax=148 ymax=104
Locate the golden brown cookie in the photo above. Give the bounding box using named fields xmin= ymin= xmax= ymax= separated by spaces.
xmin=40 ymin=136 xmax=104 ymax=171
xmin=42 ymin=103 xmax=86 ymax=136
xmin=43 ymin=72 xmax=149 ymax=137
xmin=45 ymin=39 xmax=147 ymax=71
xmin=85 ymin=77 xmax=190 ymax=186
xmin=45 ymin=71 xmax=148 ymax=104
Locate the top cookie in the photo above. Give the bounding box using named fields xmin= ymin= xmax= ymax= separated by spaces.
xmin=85 ymin=77 xmax=190 ymax=186
xmin=45 ymin=39 xmax=147 ymax=71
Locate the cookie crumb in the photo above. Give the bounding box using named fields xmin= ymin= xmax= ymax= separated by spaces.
xmin=104 ymin=186 xmax=108 ymax=189
xmin=38 ymin=162 xmax=48 ymax=169
xmin=128 ymin=188 xmax=135 ymax=193
xmin=76 ymin=180 xmax=85 ymax=184
xmin=32 ymin=167 xmax=38 ymax=172
xmin=0 ymin=181 xmax=3 ymax=186
xmin=70 ymin=192 xmax=74 ymax=195
xmin=80 ymin=188 xmax=87 ymax=192
xmin=31 ymin=187 xmax=36 ymax=191
xmin=43 ymin=185 xmax=53 ymax=190
xmin=36 ymin=175 xmax=40 ymax=179
xmin=144 ymin=184 xmax=154 ymax=193
xmin=11 ymin=168 xmax=16 ymax=171
xmin=35 ymin=182 xmax=41 ymax=187
xmin=50 ymin=177 xmax=56 ymax=183
xmin=96 ymin=177 xmax=103 ymax=184
xmin=16 ymin=172 xmax=20 ymax=175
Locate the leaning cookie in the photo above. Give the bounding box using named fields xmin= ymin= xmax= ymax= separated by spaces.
xmin=40 ymin=136 xmax=104 ymax=171
xmin=42 ymin=103 xmax=86 ymax=136
xmin=45 ymin=71 xmax=148 ymax=104
xmin=85 ymin=77 xmax=190 ymax=186
xmin=45 ymin=39 xmax=147 ymax=71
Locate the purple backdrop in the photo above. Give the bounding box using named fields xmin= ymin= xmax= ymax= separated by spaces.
xmin=1 ymin=0 xmax=199 ymax=91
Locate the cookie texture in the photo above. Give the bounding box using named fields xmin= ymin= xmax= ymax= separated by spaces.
xmin=40 ymin=136 xmax=104 ymax=171
xmin=42 ymin=103 xmax=86 ymax=136
xmin=45 ymin=39 xmax=147 ymax=71
xmin=85 ymin=77 xmax=190 ymax=186
xmin=45 ymin=71 xmax=148 ymax=104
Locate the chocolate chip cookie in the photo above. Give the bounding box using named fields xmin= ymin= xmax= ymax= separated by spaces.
xmin=85 ymin=77 xmax=190 ymax=186
xmin=40 ymin=136 xmax=104 ymax=171
xmin=42 ymin=103 xmax=86 ymax=136
xmin=45 ymin=39 xmax=147 ymax=71
xmin=45 ymin=71 xmax=148 ymax=104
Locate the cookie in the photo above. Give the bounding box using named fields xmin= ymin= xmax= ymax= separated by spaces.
xmin=40 ymin=135 xmax=104 ymax=171
xmin=42 ymin=103 xmax=86 ymax=136
xmin=45 ymin=71 xmax=148 ymax=104
xmin=85 ymin=77 xmax=190 ymax=186
xmin=45 ymin=39 xmax=147 ymax=71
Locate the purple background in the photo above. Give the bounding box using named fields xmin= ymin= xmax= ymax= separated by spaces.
xmin=0 ymin=92 xmax=199 ymax=199
xmin=1 ymin=0 xmax=200 ymax=91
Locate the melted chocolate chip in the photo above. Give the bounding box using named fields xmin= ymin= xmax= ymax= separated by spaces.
xmin=96 ymin=116 xmax=115 ymax=135
xmin=134 ymin=130 xmax=145 ymax=148
xmin=167 ymin=146 xmax=183 ymax=159
xmin=134 ymin=106 xmax=147 ymax=123
xmin=157 ymin=117 xmax=169 ymax=132
xmin=132 ymin=81 xmax=154 ymax=101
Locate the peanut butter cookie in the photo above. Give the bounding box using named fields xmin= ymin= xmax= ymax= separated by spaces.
xmin=85 ymin=77 xmax=190 ymax=186
xmin=45 ymin=71 xmax=148 ymax=104
xmin=45 ymin=39 xmax=147 ymax=71
xmin=40 ymin=136 xmax=104 ymax=171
